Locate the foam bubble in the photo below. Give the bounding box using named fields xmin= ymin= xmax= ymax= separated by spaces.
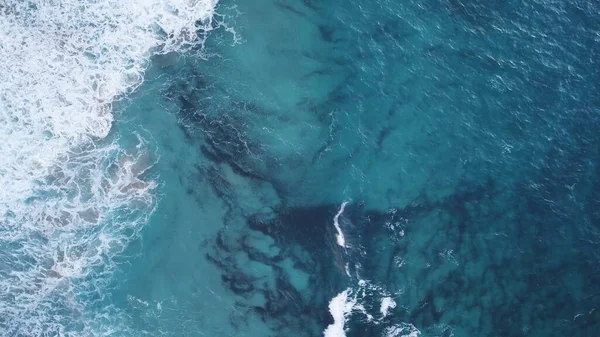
xmin=0 ymin=0 xmax=218 ymax=335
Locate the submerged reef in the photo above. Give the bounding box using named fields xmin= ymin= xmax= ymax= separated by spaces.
xmin=116 ymin=0 xmax=600 ymax=336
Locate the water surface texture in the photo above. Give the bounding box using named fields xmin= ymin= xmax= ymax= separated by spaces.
xmin=1 ymin=0 xmax=600 ymax=336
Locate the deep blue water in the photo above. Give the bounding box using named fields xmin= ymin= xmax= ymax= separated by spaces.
xmin=3 ymin=0 xmax=600 ymax=336
xmin=110 ymin=0 xmax=600 ymax=336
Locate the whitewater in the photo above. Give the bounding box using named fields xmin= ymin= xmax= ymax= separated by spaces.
xmin=0 ymin=1 xmax=217 ymax=335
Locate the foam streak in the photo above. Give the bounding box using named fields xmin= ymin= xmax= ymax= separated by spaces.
xmin=333 ymin=201 xmax=348 ymax=248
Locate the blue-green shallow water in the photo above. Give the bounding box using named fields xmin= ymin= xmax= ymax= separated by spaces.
xmin=108 ymin=0 xmax=599 ymax=336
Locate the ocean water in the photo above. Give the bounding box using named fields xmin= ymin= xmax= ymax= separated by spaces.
xmin=1 ymin=0 xmax=600 ymax=336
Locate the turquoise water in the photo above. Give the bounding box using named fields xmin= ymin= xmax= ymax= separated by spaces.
xmin=2 ymin=0 xmax=600 ymax=336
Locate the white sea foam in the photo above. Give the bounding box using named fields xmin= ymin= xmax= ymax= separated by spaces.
xmin=324 ymin=281 xmax=394 ymax=337
xmin=0 ymin=0 xmax=218 ymax=335
xmin=323 ymin=288 xmax=356 ymax=337
xmin=333 ymin=201 xmax=348 ymax=248
xmin=380 ymin=297 xmax=397 ymax=318
xmin=324 ymin=277 xmax=410 ymax=335
xmin=384 ymin=323 xmax=421 ymax=337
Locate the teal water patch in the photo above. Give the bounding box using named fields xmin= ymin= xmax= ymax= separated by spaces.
xmin=108 ymin=0 xmax=600 ymax=336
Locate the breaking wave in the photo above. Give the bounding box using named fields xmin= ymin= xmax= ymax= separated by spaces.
xmin=0 ymin=0 xmax=218 ymax=335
